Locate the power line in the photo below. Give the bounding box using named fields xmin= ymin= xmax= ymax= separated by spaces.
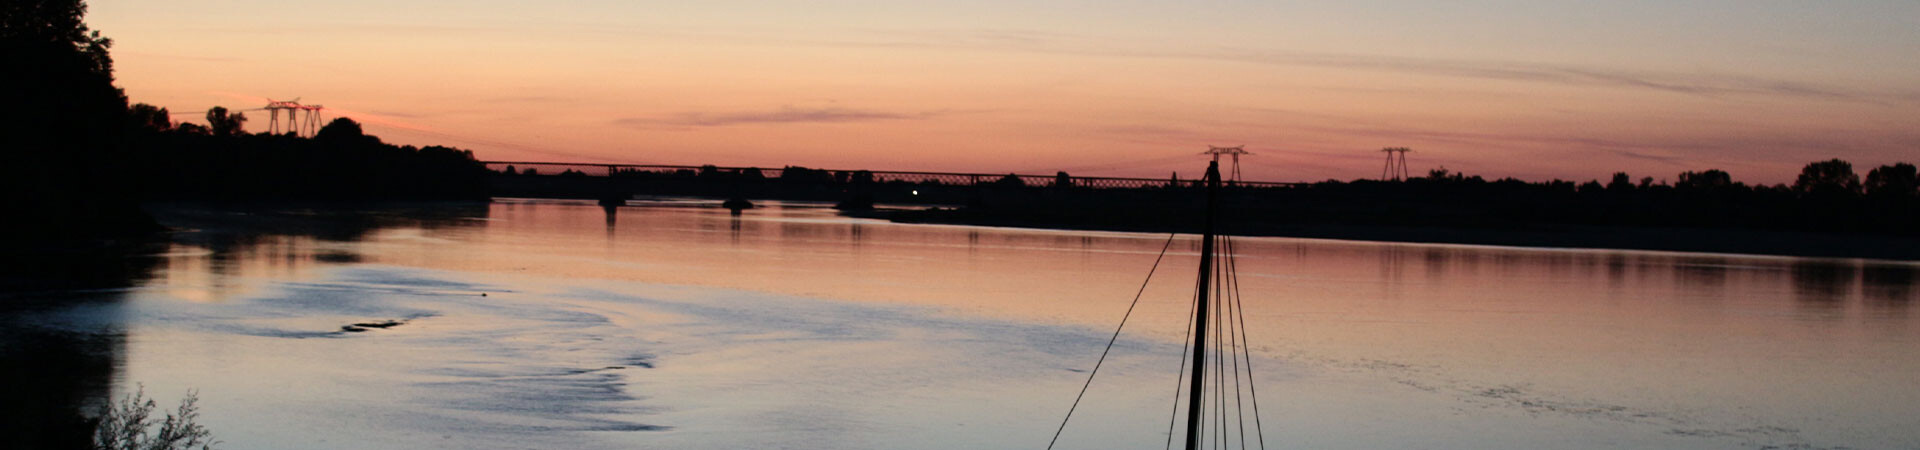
xmin=1045 ymin=233 xmax=1180 ymax=450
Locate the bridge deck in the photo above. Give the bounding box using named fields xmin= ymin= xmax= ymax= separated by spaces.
xmin=482 ymin=161 xmax=1302 ymax=190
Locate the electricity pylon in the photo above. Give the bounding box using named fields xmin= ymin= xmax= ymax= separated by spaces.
xmin=264 ymin=98 xmax=325 ymax=137
xmin=1202 ymin=145 xmax=1249 ymax=182
xmin=1380 ymin=147 xmax=1411 ymax=181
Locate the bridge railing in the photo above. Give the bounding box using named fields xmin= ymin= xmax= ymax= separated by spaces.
xmin=480 ymin=161 xmax=1303 ymax=190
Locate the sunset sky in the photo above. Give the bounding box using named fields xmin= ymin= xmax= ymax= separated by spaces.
xmin=89 ymin=1 xmax=1919 ymax=183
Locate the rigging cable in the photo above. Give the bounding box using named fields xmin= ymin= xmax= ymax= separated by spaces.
xmin=1163 ymin=255 xmax=1203 ymax=450
xmin=1205 ymin=242 xmax=1221 ymax=450
xmin=1045 ymin=232 xmax=1180 ymax=450
xmin=1225 ymin=236 xmax=1249 ymax=450
xmin=1226 ymin=235 xmax=1268 ymax=450
xmin=1215 ymin=242 xmax=1228 ymax=450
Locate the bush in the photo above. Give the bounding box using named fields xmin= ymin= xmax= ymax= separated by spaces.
xmin=91 ymin=386 xmax=217 ymax=450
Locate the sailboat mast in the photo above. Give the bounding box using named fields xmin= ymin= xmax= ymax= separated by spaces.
xmin=1184 ymin=161 xmax=1221 ymax=450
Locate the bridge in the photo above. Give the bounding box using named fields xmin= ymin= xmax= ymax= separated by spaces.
xmin=481 ymin=161 xmax=1304 ymax=190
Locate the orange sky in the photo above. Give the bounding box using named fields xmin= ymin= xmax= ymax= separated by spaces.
xmin=90 ymin=1 xmax=1920 ymax=184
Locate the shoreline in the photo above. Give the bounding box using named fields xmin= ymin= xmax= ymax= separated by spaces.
xmin=25 ymin=198 xmax=1910 ymax=263
xmin=857 ymin=208 xmax=1920 ymax=262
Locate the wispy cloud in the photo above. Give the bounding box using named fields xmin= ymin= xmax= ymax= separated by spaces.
xmin=1289 ymin=123 xmax=1693 ymax=164
xmin=1209 ymin=49 xmax=1882 ymax=103
xmin=120 ymin=52 xmax=246 ymax=63
xmin=192 ymin=19 xmax=1916 ymax=105
xmin=826 ymin=28 xmax=1914 ymax=105
xmin=482 ymin=95 xmax=578 ymax=104
xmin=616 ymin=105 xmax=947 ymax=128
xmin=369 ymin=110 xmax=428 ymax=119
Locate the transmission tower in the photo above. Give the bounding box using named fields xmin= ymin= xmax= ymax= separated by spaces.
xmin=264 ymin=98 xmax=325 ymax=137
xmin=1380 ymin=147 xmax=1411 ymax=181
xmin=300 ymin=103 xmax=324 ymax=136
xmin=1201 ymin=145 xmax=1250 ymax=182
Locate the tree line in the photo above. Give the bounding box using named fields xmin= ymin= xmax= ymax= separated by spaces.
xmin=1273 ymin=159 xmax=1919 ymax=236
xmin=3 ymin=0 xmax=489 ymax=240
xmin=119 ymin=105 xmax=491 ymax=202
xmin=1409 ymin=159 xmax=1918 ymax=199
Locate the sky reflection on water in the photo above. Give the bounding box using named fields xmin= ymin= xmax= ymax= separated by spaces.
xmin=5 ymin=199 xmax=1916 ymax=449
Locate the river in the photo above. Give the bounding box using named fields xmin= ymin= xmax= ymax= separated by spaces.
xmin=3 ymin=199 xmax=1915 ymax=449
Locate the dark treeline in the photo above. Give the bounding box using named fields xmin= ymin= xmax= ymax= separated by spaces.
xmin=122 ymin=110 xmax=491 ymax=202
xmin=493 ymin=164 xmax=895 ymax=205
xmin=498 ymin=159 xmax=1920 ymax=241
xmin=1278 ymin=161 xmax=1920 ymax=236
xmin=2 ymin=0 xmax=489 ymax=241
xmin=863 ymin=160 xmax=1920 ymax=258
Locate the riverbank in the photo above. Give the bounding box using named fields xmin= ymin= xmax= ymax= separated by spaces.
xmin=862 ymin=207 xmax=1920 ymax=261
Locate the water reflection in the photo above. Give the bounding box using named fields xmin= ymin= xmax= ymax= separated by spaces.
xmin=1673 ymin=256 xmax=1731 ymax=298
xmin=151 ymin=205 xmax=490 ymax=303
xmin=1378 ymin=244 xmax=1406 ymax=286
xmin=730 ymin=213 xmax=743 ymax=243
xmin=1792 ymin=261 xmax=1858 ymax=313
xmin=1 ymin=243 xmax=164 ymax=448
xmin=1605 ymin=253 xmax=1629 ymax=290
xmin=11 ymin=200 xmax=1920 ymax=450
xmin=2 ymin=203 xmax=495 ymax=448
xmin=1423 ymin=247 xmax=1449 ymax=282
xmin=1863 ymin=264 xmax=1917 ymax=308
xmin=604 ymin=205 xmax=618 ymax=237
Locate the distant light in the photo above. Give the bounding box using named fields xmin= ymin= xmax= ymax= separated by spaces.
xmin=911 ymin=190 xmax=919 ymax=195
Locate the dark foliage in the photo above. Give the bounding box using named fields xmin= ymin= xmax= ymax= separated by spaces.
xmin=1 ymin=0 xmax=147 ymax=239
xmin=1866 ymin=163 xmax=1918 ymax=197
xmin=126 ymin=103 xmax=170 ymax=133
xmin=1264 ymin=160 xmax=1917 ymax=236
xmin=2 ymin=1 xmax=490 ymax=242
xmin=92 ymin=387 xmax=216 ymax=450
xmin=202 ymin=107 xmax=245 ymax=137
xmin=1795 ymin=159 xmax=1862 ymax=195
xmin=505 ymin=158 xmax=1918 ymax=242
xmin=1676 ymin=169 xmax=1731 ymax=190
xmin=126 ymin=117 xmax=491 ymax=201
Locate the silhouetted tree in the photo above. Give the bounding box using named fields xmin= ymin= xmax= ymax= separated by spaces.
xmin=1578 ymin=180 xmax=1604 ymax=193
xmin=1794 ymin=159 xmax=1861 ymax=195
xmin=1608 ymin=172 xmax=1633 ymax=191
xmin=314 ymin=117 xmax=364 ymax=140
xmin=1866 ymin=163 xmax=1918 ymax=197
xmin=1424 ymin=166 xmax=1469 ymax=183
xmin=779 ymin=166 xmax=833 ymax=185
xmin=7 ymin=1 xmax=492 ymax=218
xmin=1676 ymin=169 xmax=1732 ymax=190
xmin=1 ymin=0 xmax=126 ymax=151
xmin=2 ymin=0 xmax=153 ymax=239
xmin=204 ymin=106 xmax=246 ymax=136
xmin=126 ymin=102 xmax=169 ymax=132
xmin=173 ymin=123 xmax=209 ymax=135
xmin=994 ymin=173 xmax=1025 ymax=188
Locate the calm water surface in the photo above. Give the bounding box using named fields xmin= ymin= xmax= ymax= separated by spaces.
xmin=6 ymin=199 xmax=1917 ymax=449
